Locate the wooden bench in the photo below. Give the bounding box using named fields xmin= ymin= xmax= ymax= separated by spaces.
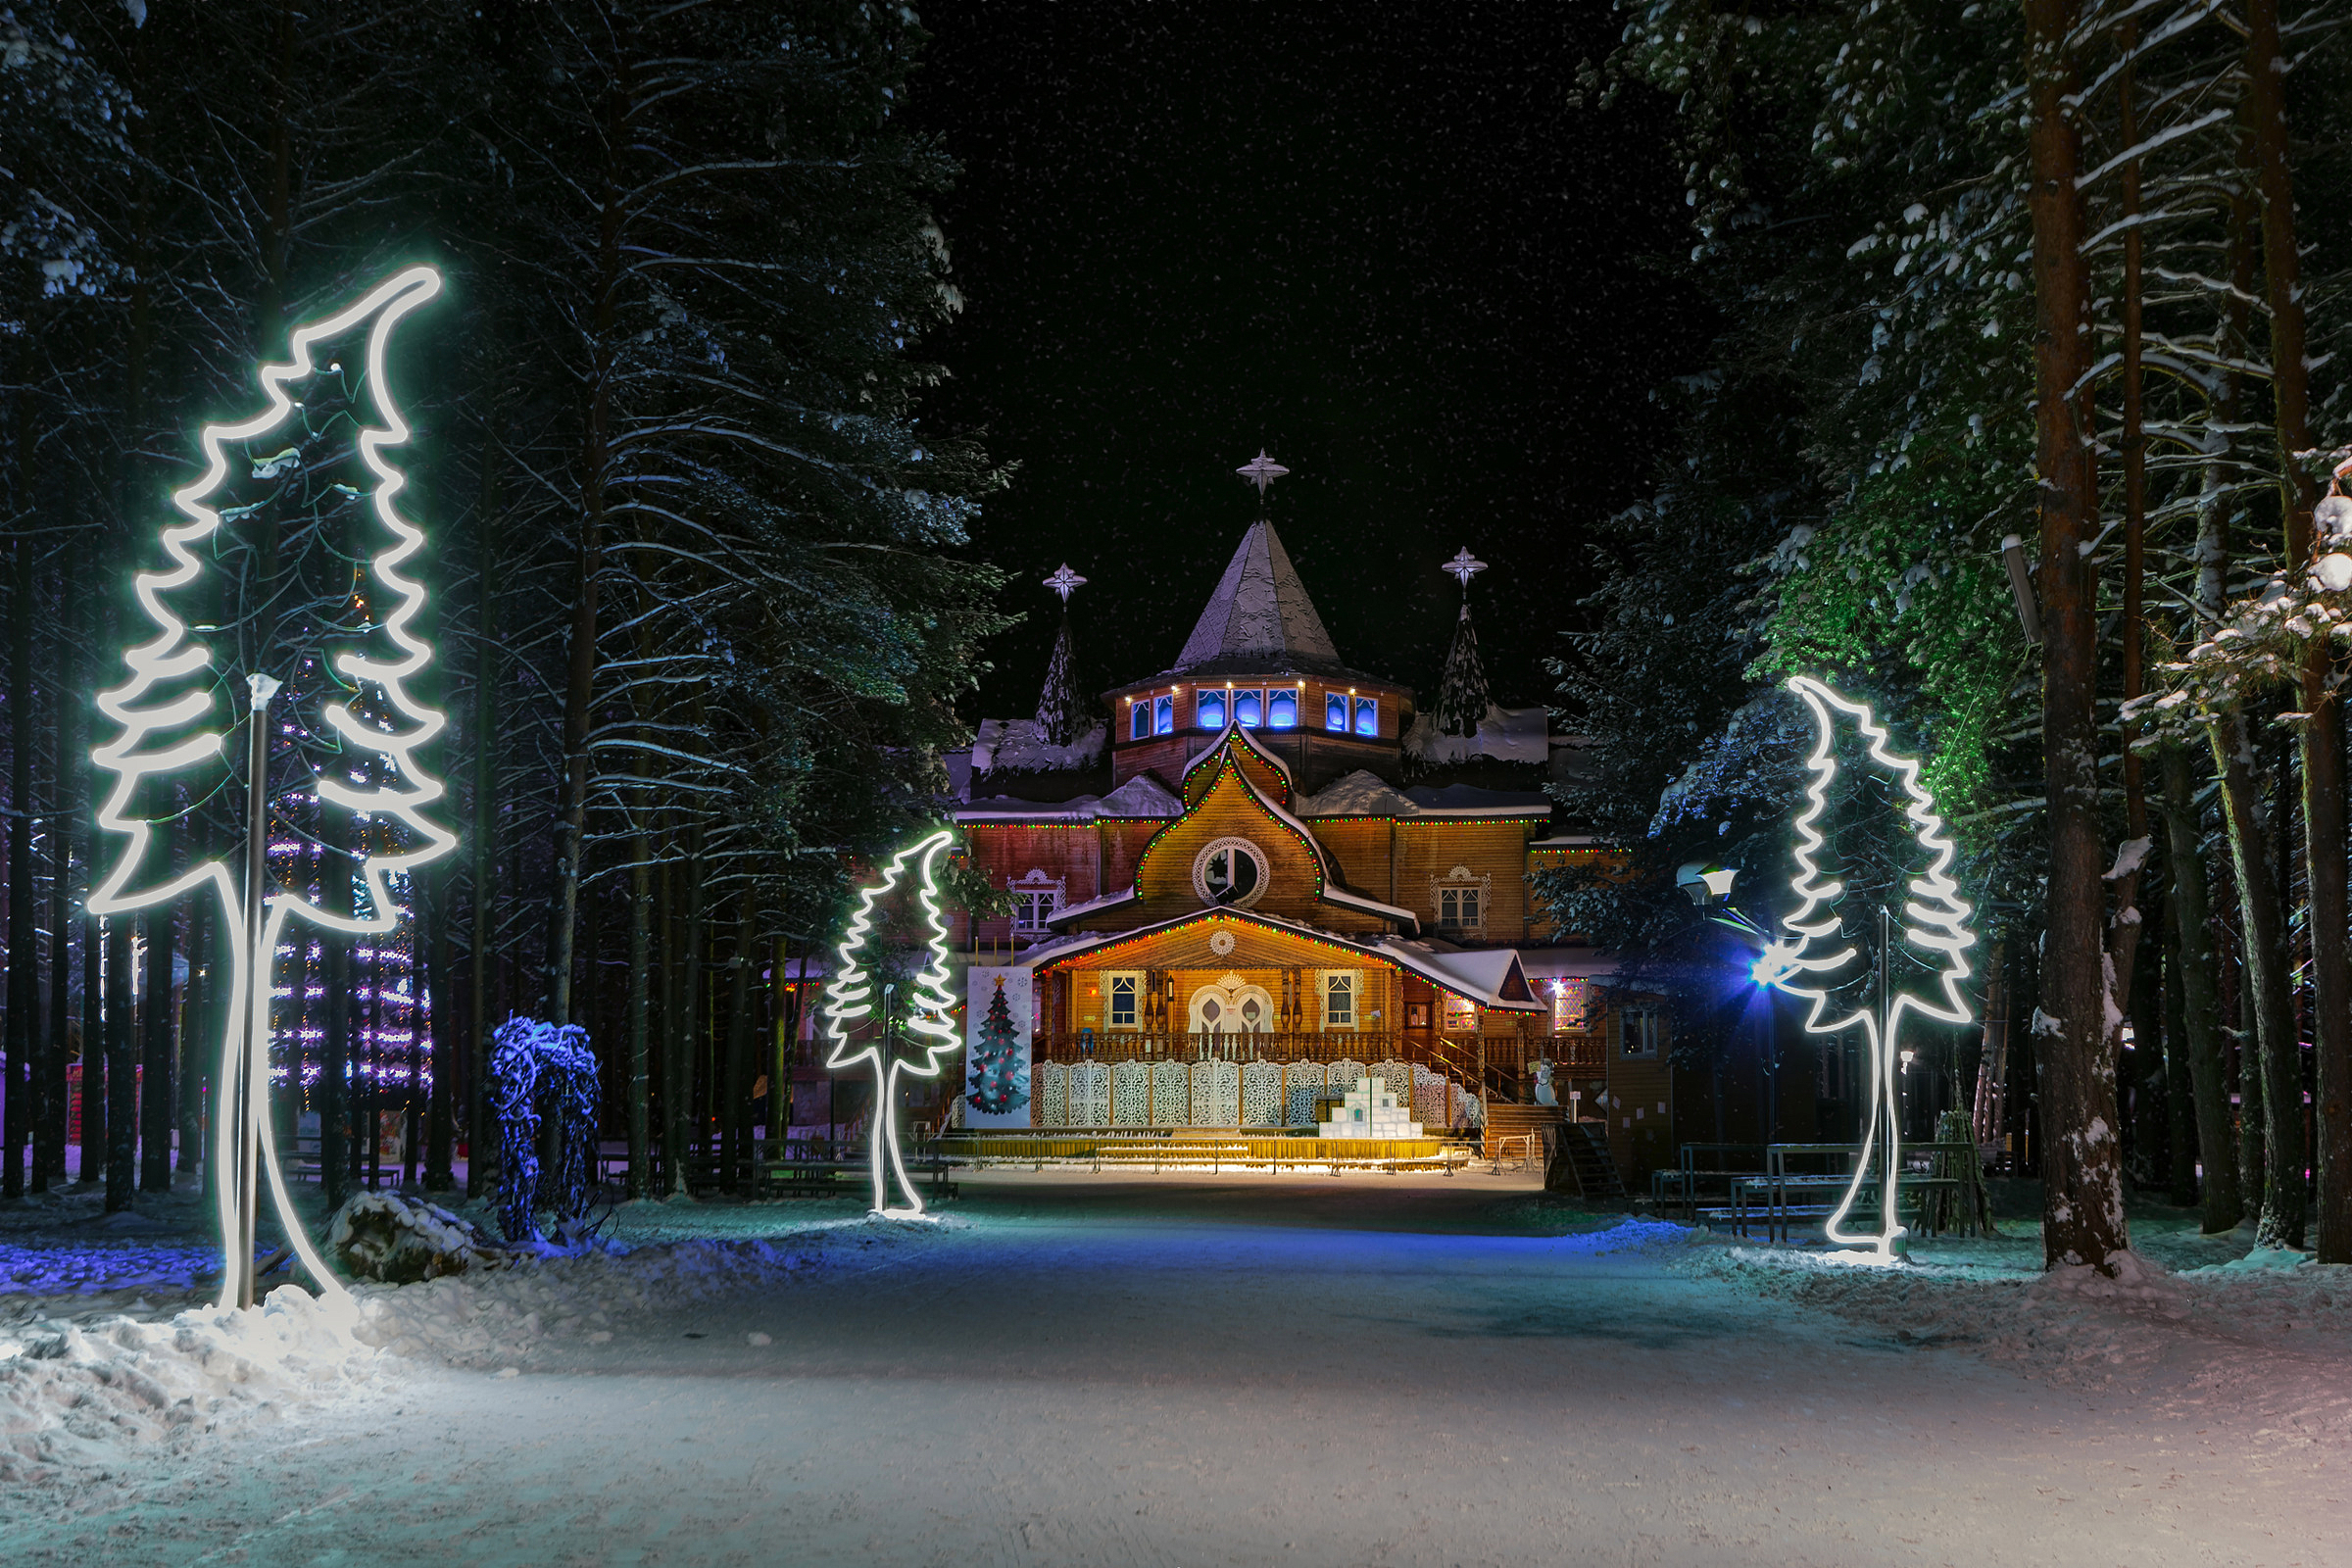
xmin=754 ymin=1156 xmax=958 ymax=1202
xmin=1704 ymin=1143 xmax=1975 ymax=1243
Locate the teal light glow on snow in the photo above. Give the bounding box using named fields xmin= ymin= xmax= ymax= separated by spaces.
xmin=1752 ymin=677 xmax=1976 ymax=1263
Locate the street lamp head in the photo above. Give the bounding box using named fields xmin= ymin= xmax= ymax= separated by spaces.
xmin=1677 ymin=860 xmax=1737 ymax=906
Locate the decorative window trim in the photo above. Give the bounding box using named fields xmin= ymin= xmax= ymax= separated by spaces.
xmin=1007 ymin=868 xmax=1065 ymax=934
xmin=1319 ymin=968 xmax=1360 ymax=1030
xmin=1104 ymin=970 xmax=1144 ymax=1032
xmin=1192 ymin=836 xmax=1270 ymax=908
xmin=1353 ymin=696 xmax=1379 ymax=737
xmin=1152 ymin=694 xmax=1175 ymax=735
xmin=1130 ymin=701 xmax=1150 ymax=741
xmin=1268 ymin=688 xmax=1299 ymax=728
xmin=1234 ymin=688 xmax=1263 ymax=728
xmin=1430 ymin=864 xmax=1493 ymax=938
xmin=1197 ymin=688 xmax=1228 ymax=729
xmin=1325 ymin=692 xmax=1348 ymax=732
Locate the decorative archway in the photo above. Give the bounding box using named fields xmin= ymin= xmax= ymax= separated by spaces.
xmin=1188 ymin=972 xmax=1275 ymax=1035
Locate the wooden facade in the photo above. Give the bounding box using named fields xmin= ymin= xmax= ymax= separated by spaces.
xmin=939 ymin=515 xmax=1703 ymax=1175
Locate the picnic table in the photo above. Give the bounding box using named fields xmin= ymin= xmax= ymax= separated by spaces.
xmin=1651 ymin=1143 xmax=1770 ymax=1220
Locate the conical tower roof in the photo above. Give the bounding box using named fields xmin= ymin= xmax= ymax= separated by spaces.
xmin=1167 ymin=520 xmax=1356 ymax=679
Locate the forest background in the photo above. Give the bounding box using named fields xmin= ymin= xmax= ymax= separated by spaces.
xmin=1547 ymin=0 xmax=2352 ymax=1270
xmin=0 ymin=0 xmax=2349 ymax=1282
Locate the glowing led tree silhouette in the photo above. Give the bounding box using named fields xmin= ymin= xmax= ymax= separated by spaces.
xmin=1750 ymin=677 xmax=1976 ymax=1260
xmin=88 ymin=265 xmax=454 ymax=1308
xmin=823 ymin=829 xmax=961 ymax=1217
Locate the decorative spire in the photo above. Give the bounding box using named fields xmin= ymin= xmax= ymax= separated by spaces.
xmin=1443 ymin=546 xmax=1488 ymax=592
xmin=1435 ymin=548 xmax=1491 ymax=738
xmin=1035 ymin=565 xmax=1089 ymax=746
xmin=1236 ymin=448 xmax=1289 ymax=496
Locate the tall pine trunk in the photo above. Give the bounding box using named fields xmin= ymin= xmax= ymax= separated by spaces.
xmin=721 ymin=896 xmax=755 ymax=1193
xmin=4 ymin=532 xmax=34 ymax=1198
xmin=423 ymin=858 xmax=455 ymax=1190
xmin=542 ymin=67 xmax=631 ymax=1025
xmin=137 ymin=777 xmax=175 ymax=1192
xmin=40 ymin=551 xmax=74 ymax=1189
xmin=666 ymin=834 xmax=705 ymax=1197
xmin=626 ymin=810 xmax=652 ymax=1199
xmin=2244 ymin=0 xmax=2345 ymax=1262
xmin=2025 ymin=0 xmax=2128 ymax=1271
xmin=2159 ymin=742 xmax=2242 ymax=1230
xmin=104 ymin=900 xmax=135 ymax=1209
xmin=321 ymin=780 xmax=354 ymax=1210
xmin=465 ymin=474 xmax=499 ymax=1200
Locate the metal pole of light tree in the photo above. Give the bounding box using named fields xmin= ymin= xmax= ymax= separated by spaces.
xmin=237 ymin=673 xmax=279 ymax=1309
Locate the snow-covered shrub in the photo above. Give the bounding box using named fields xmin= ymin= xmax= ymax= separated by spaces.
xmin=488 ymin=1015 xmax=600 ymax=1245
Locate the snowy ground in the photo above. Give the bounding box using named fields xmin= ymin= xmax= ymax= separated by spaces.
xmin=2 ymin=1170 xmax=2347 ymax=1566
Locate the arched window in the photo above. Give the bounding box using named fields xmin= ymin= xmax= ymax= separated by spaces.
xmin=1268 ymin=689 xmax=1298 ymax=728
xmin=1197 ymin=688 xmax=1227 ymax=729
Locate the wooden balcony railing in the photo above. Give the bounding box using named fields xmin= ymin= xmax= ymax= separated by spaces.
xmin=1029 ymin=1030 xmax=1606 ymax=1084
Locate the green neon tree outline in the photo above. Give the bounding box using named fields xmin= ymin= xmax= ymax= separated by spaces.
xmin=823 ymin=828 xmax=961 ymax=1217
xmin=1750 ymin=677 xmax=1976 ymax=1260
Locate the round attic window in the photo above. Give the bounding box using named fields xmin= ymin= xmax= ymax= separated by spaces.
xmin=1193 ymin=837 xmax=1268 ymax=908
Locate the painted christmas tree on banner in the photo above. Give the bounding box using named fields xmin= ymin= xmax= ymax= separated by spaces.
xmin=962 ymin=966 xmax=1034 ymax=1129
xmin=967 ymin=976 xmax=1030 ymax=1115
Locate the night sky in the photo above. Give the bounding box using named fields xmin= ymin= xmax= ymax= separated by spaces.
xmin=909 ymin=1 xmax=1710 ymax=720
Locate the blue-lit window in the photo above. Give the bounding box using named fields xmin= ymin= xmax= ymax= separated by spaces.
xmin=1153 ymin=694 xmax=1174 ymax=735
xmin=1197 ymin=688 xmax=1226 ymax=729
xmin=1269 ymin=689 xmax=1298 ymax=728
xmin=1130 ymin=702 xmax=1150 ymax=741
xmin=1325 ymin=693 xmax=1348 ymax=731
xmin=1353 ymin=697 xmax=1378 ymax=737
xmin=1236 ymin=689 xmax=1262 ymax=727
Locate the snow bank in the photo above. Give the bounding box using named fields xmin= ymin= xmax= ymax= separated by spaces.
xmin=0 ymin=1215 xmax=947 ymax=1499
xmin=0 ymin=1285 xmax=371 ymax=1487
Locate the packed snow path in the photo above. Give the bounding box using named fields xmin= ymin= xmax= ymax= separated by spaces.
xmin=8 ymin=1172 xmax=2346 ymax=1566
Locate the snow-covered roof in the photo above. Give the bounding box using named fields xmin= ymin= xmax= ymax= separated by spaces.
xmin=1403 ymin=704 xmax=1549 ymax=765
xmin=1165 ymin=520 xmax=1359 ymax=680
xmin=1043 ymin=886 xmax=1139 ymax=929
xmin=1400 ymin=782 xmax=1551 ymax=819
xmin=971 ymin=717 xmax=1105 ymax=775
xmin=1513 ymin=946 xmax=1621 ymax=982
xmin=1095 ymin=772 xmax=1183 ymax=818
xmin=1298 ymin=769 xmax=1419 ymax=817
xmin=1373 ymin=940 xmax=1546 ymax=1012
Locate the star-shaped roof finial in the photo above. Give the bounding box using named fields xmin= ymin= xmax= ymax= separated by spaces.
xmin=1443 ymin=547 xmax=1488 ymax=591
xmin=1235 ymin=449 xmax=1290 ymax=496
xmin=1044 ymin=564 xmax=1087 ymax=605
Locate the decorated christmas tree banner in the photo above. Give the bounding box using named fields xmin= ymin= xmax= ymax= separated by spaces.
xmin=963 ymin=966 xmax=1033 ymax=1128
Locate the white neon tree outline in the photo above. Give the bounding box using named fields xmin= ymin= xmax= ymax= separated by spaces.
xmin=822 ymin=829 xmax=960 ymax=1218
xmin=1750 ymin=677 xmax=1976 ymax=1261
xmin=88 ymin=265 xmax=453 ymax=1307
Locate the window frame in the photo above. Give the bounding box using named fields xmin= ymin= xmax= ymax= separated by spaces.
xmin=1196 ymin=688 xmax=1227 ymax=729
xmin=1621 ymin=1004 xmax=1663 ymax=1060
xmin=1353 ymin=696 xmax=1379 ymax=737
xmin=1104 ymin=970 xmax=1144 ymax=1032
xmin=1320 ymin=969 xmax=1359 ymax=1031
xmin=1152 ymin=694 xmax=1174 ymax=735
xmin=1268 ymin=688 xmax=1298 ymax=728
xmin=1234 ymin=688 xmax=1263 ymax=728
xmin=1325 ymin=693 xmax=1348 ymax=731
xmin=1130 ymin=702 xmax=1150 ymax=741
xmin=1192 ymin=836 xmax=1270 ymax=908
xmin=1007 ymin=869 xmax=1065 ymax=934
